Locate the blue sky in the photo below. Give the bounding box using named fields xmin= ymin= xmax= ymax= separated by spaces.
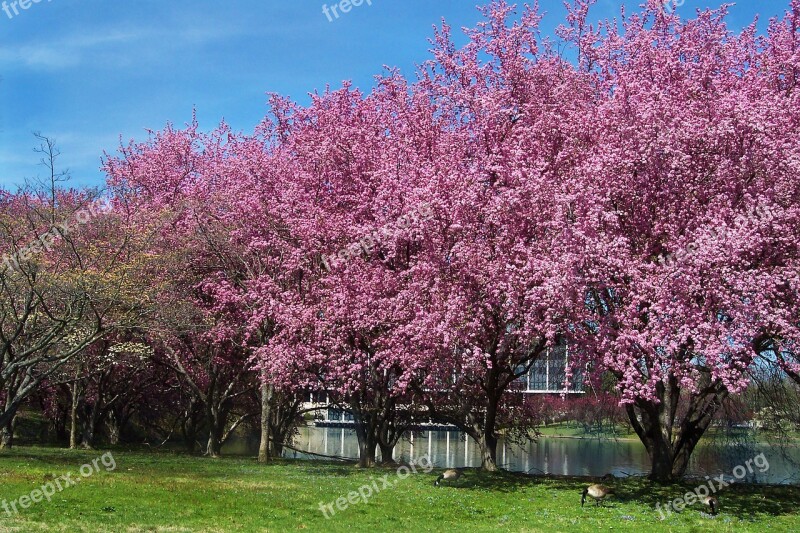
xmin=0 ymin=0 xmax=792 ymax=189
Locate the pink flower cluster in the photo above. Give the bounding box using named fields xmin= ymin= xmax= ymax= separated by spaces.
xmin=102 ymin=0 xmax=800 ymax=416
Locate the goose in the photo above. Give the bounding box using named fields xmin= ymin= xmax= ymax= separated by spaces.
xmin=581 ymin=484 xmax=615 ymax=506
xmin=434 ymin=469 xmax=463 ymax=487
xmin=701 ymin=495 xmax=718 ymax=515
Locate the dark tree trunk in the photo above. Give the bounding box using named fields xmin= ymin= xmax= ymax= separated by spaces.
xmin=258 ymin=382 xmax=274 ymax=463
xmin=478 ymin=432 xmax=498 ymax=472
xmin=352 ymin=405 xmax=378 ymax=468
xmin=464 ymin=425 xmax=498 ymax=472
xmin=267 ymin=393 xmax=301 ymax=459
xmin=0 ymin=415 xmax=16 ymax=450
xmin=269 ymin=438 xmax=284 ymax=457
xmin=80 ymin=403 xmax=102 ymax=449
xmin=356 ymin=431 xmax=378 ymax=468
xmin=181 ymin=399 xmax=202 ymax=454
xmin=0 ymin=386 xmax=20 ymax=450
xmin=80 ymin=421 xmax=96 ymax=449
xmin=378 ymin=441 xmax=396 ymax=465
xmin=183 ymin=428 xmax=197 ymax=453
xmin=626 ymin=375 xmax=727 ymax=482
xmin=377 ymin=397 xmax=405 ymax=466
xmin=53 ymin=410 xmax=69 ymax=443
xmin=480 ymin=395 xmax=500 ymax=471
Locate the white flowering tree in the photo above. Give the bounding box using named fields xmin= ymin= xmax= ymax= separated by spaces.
xmin=0 ymin=138 xmax=148 ymax=448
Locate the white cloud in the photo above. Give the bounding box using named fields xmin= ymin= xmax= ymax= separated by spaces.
xmin=0 ymin=26 xmax=237 ymax=71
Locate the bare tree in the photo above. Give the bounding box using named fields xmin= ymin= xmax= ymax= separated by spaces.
xmin=0 ymin=135 xmax=144 ymax=448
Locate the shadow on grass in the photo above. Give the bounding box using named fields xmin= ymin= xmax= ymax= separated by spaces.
xmin=619 ymin=480 xmax=800 ymax=518
xmin=421 ymin=467 xmax=800 ymax=521
xmin=539 ymin=475 xmax=800 ymax=519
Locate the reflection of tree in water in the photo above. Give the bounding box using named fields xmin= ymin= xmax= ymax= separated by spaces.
xmin=753 ymin=370 xmax=800 ymax=477
xmin=695 ymin=369 xmax=800 ymax=484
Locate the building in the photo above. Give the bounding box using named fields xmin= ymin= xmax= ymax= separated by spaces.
xmin=303 ymin=343 xmax=583 ymax=426
xmin=517 ymin=342 xmax=583 ymax=394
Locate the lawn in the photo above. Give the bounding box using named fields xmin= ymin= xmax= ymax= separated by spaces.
xmin=0 ymin=447 xmax=798 ymax=532
xmin=535 ymin=422 xmax=637 ymax=439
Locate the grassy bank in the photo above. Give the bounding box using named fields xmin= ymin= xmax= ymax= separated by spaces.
xmin=534 ymin=422 xmax=800 ymax=444
xmin=0 ymin=447 xmax=798 ymax=532
xmin=535 ymin=422 xmax=637 ymax=439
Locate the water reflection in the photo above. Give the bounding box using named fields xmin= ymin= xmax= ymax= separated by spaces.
xmin=272 ymin=427 xmax=799 ymax=485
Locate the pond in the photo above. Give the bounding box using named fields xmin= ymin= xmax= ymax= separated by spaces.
xmin=250 ymin=427 xmax=800 ymax=485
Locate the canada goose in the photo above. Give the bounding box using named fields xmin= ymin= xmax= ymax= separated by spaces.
xmin=434 ymin=469 xmax=463 ymax=487
xmin=701 ymin=496 xmax=718 ymax=515
xmin=581 ymin=484 xmax=615 ymax=506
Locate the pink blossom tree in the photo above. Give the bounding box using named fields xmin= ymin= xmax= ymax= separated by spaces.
xmin=394 ymin=2 xmax=594 ymax=471
xmin=97 ymin=0 xmax=800 ymax=481
xmin=749 ymin=0 xmax=800 ymax=387
xmin=104 ymin=117 xmax=312 ymax=459
xmin=251 ymin=86 xmax=435 ymax=467
xmin=568 ymin=0 xmax=800 ymax=480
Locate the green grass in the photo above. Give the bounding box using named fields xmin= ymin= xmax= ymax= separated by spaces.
xmin=535 ymin=422 xmax=637 ymax=439
xmin=0 ymin=447 xmax=798 ymax=532
xmin=533 ymin=422 xmax=800 ymax=445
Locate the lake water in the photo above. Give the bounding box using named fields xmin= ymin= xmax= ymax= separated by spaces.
xmin=254 ymin=427 xmax=799 ymax=485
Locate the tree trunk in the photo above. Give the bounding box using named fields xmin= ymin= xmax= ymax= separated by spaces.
xmin=106 ymin=411 xmax=121 ymax=445
xmin=80 ymin=403 xmax=101 ymax=449
xmin=206 ymin=432 xmax=222 ymax=458
xmin=478 ymin=432 xmax=498 ymax=471
xmin=626 ymin=375 xmax=727 ymax=482
xmin=479 ymin=395 xmax=500 ymax=471
xmin=378 ymin=441 xmax=396 ymax=465
xmin=258 ymin=382 xmax=274 ymax=463
xmin=69 ymin=386 xmax=81 ymax=450
xmin=637 ymin=427 xmax=693 ymax=482
xmin=0 ymin=416 xmax=16 ymax=450
xmin=376 ymin=398 xmax=407 ymax=466
xmin=353 ymin=408 xmax=378 ymax=468
xmin=206 ymin=408 xmax=224 ymax=458
xmin=181 ymin=399 xmax=201 ymax=454
xmin=81 ymin=425 xmax=96 ymax=449
xmin=53 ymin=412 xmax=69 ymax=443
xmin=269 ymin=432 xmax=286 ymax=457
xmin=80 ymin=419 xmax=96 ymax=449
xmin=356 ymin=433 xmax=377 ymax=468
xmin=638 ymin=432 xmax=697 ymax=481
xmin=269 ymin=396 xmax=301 ymax=458
xmin=183 ymin=422 xmax=198 ymax=453
xmin=0 ymin=390 xmax=18 ymax=449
